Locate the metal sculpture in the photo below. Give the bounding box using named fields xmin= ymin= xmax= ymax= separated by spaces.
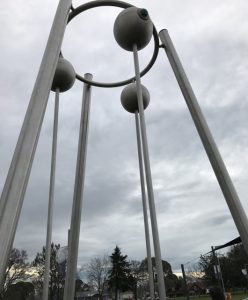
xmin=121 ymin=83 xmax=155 ymax=300
xmin=43 ymin=57 xmax=76 ymax=300
xmin=0 ymin=1 xmax=248 ymax=300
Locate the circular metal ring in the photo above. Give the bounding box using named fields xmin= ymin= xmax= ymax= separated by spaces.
xmin=64 ymin=0 xmax=159 ymax=88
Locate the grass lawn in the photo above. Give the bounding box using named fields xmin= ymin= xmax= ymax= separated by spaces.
xmin=174 ymin=293 xmax=248 ymax=300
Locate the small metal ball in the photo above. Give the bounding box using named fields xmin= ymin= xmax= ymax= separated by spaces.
xmin=114 ymin=7 xmax=153 ymax=51
xmin=121 ymin=83 xmax=150 ymax=114
xmin=51 ymin=57 xmax=76 ymax=92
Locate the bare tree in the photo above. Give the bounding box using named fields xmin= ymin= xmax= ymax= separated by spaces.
xmin=186 ymin=263 xmax=206 ymax=296
xmin=186 ymin=263 xmax=203 ymax=281
xmin=86 ymin=254 xmax=110 ymax=300
xmin=0 ymin=248 xmax=29 ymax=299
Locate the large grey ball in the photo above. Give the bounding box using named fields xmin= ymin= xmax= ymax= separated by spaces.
xmin=121 ymin=83 xmax=150 ymax=114
xmin=51 ymin=57 xmax=76 ymax=92
xmin=114 ymin=7 xmax=153 ymax=51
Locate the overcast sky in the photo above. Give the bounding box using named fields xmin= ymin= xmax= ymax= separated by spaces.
xmin=1 ymin=0 xmax=248 ymax=275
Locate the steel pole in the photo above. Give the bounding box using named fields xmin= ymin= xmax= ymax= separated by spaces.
xmin=0 ymin=0 xmax=72 ymax=288
xmin=216 ymin=253 xmax=225 ymax=293
xmin=211 ymin=246 xmax=224 ymax=293
xmin=159 ymin=29 xmax=248 ymax=255
xmin=63 ymin=74 xmax=93 ymax=300
xmin=135 ymin=111 xmax=155 ymax=300
xmin=133 ymin=44 xmax=166 ymax=300
xmin=181 ymin=264 xmax=190 ymax=300
xmin=42 ymin=88 xmax=60 ymax=300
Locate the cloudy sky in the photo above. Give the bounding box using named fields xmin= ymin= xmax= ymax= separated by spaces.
xmin=1 ymin=0 xmax=248 ymax=275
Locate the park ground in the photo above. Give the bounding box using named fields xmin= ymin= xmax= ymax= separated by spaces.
xmin=174 ymin=292 xmax=248 ymax=300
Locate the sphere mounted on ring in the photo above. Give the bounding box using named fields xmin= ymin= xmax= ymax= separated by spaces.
xmin=121 ymin=83 xmax=150 ymax=113
xmin=51 ymin=58 xmax=76 ymax=92
xmin=66 ymin=1 xmax=159 ymax=87
xmin=113 ymin=7 xmax=153 ymax=51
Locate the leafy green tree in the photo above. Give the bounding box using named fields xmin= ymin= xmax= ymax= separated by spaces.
xmin=198 ymin=244 xmax=248 ymax=289
xmin=209 ymin=286 xmax=225 ymax=300
xmin=140 ymin=257 xmax=173 ymax=276
xmin=0 ymin=248 xmax=29 ymax=300
xmin=175 ymin=276 xmax=185 ymax=295
xmin=223 ymin=244 xmax=248 ymax=288
xmin=165 ymin=273 xmax=178 ymax=294
xmin=108 ymin=246 xmax=135 ymax=300
xmin=32 ymin=243 xmax=64 ymax=300
xmin=198 ymin=253 xmax=216 ymax=286
xmin=140 ymin=257 xmax=179 ymax=295
xmin=4 ymin=282 xmax=34 ymax=300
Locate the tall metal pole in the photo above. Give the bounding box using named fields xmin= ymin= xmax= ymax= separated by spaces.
xmin=211 ymin=246 xmax=225 ymax=293
xmin=216 ymin=253 xmax=225 ymax=293
xmin=133 ymin=43 xmax=166 ymax=300
xmin=211 ymin=247 xmax=221 ymax=288
xmin=134 ymin=111 xmax=155 ymax=300
xmin=42 ymin=88 xmax=60 ymax=300
xmin=0 ymin=0 xmax=72 ymax=288
xmin=159 ymin=29 xmax=248 ymax=256
xmin=181 ymin=264 xmax=190 ymax=300
xmin=63 ymin=73 xmax=93 ymax=300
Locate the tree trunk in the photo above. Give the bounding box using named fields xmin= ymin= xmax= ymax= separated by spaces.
xmin=115 ymin=287 xmax=118 ymax=300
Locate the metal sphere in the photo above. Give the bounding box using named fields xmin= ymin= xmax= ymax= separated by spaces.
xmin=121 ymin=83 xmax=150 ymax=114
xmin=113 ymin=7 xmax=153 ymax=51
xmin=51 ymin=57 xmax=76 ymax=92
